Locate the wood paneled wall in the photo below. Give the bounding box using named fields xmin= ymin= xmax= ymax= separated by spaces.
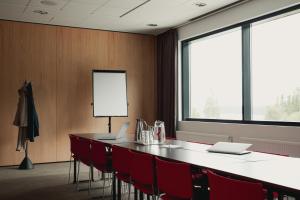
xmin=0 ymin=20 xmax=156 ymax=165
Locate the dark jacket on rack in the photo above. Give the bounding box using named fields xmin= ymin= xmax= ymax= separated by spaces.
xmin=26 ymin=82 xmax=39 ymax=142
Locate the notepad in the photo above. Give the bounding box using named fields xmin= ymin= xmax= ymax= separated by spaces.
xmin=207 ymin=142 xmax=252 ymax=155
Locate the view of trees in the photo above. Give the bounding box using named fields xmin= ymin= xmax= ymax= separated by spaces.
xmin=265 ymin=88 xmax=300 ymax=121
xmin=191 ymin=88 xmax=300 ymax=121
xmin=191 ymin=96 xmax=220 ymax=118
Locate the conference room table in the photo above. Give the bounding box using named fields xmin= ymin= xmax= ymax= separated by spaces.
xmin=71 ymin=133 xmax=300 ymax=200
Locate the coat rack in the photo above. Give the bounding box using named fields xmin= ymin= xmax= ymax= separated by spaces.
xmin=19 ymin=141 xmax=33 ymax=169
xmin=15 ymin=80 xmax=38 ymax=170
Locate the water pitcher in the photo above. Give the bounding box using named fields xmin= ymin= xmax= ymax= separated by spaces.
xmin=154 ymin=120 xmax=166 ymax=143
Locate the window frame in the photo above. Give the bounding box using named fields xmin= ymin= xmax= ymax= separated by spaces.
xmin=181 ymin=4 xmax=300 ymax=127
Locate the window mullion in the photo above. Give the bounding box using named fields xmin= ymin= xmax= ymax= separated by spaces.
xmin=242 ymin=24 xmax=252 ymax=121
xmin=182 ymin=42 xmax=190 ymax=120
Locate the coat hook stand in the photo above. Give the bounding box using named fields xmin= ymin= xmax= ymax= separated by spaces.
xmin=19 ymin=141 xmax=33 ymax=170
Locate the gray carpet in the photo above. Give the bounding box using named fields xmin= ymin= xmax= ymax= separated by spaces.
xmin=0 ymin=162 xmax=113 ymax=200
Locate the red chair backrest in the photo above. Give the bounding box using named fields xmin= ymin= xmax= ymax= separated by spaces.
xmin=90 ymin=140 xmax=107 ymax=166
xmin=156 ymin=157 xmax=193 ymax=199
xmin=130 ymin=150 xmax=155 ymax=186
xmin=207 ymin=170 xmax=264 ymax=200
xmin=112 ymin=145 xmax=131 ymax=175
xmin=77 ymin=137 xmax=91 ymax=165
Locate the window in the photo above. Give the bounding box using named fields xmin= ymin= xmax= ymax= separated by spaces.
xmin=251 ymin=12 xmax=300 ymax=122
xmin=181 ymin=5 xmax=300 ymax=125
xmin=189 ymin=28 xmax=242 ymax=120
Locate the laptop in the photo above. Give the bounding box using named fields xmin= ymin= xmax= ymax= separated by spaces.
xmin=96 ymin=122 xmax=129 ymax=140
xmin=207 ymin=142 xmax=252 ymax=155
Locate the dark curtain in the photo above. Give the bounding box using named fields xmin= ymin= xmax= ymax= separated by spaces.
xmin=157 ymin=29 xmax=178 ymax=138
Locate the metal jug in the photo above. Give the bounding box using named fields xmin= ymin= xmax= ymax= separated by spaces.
xmin=154 ymin=120 xmax=166 ymax=143
xmin=135 ymin=118 xmax=147 ymax=142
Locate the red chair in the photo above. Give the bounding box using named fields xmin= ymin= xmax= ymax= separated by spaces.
xmin=207 ymin=170 xmax=264 ymax=200
xmin=90 ymin=140 xmax=113 ymax=196
xmin=68 ymin=135 xmax=79 ymax=183
xmin=129 ymin=150 xmax=156 ymax=198
xmin=156 ymin=157 xmax=193 ymax=200
xmin=76 ymin=137 xmax=92 ymax=192
xmin=112 ymin=145 xmax=132 ymax=199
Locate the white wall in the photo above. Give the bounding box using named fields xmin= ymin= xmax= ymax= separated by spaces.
xmin=177 ymin=0 xmax=300 ymax=157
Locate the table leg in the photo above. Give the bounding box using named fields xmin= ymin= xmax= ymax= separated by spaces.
xmin=73 ymin=158 xmax=77 ymax=184
xmin=113 ymin=172 xmax=116 ymax=200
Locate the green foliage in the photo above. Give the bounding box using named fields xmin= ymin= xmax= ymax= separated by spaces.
xmin=265 ymin=88 xmax=300 ymax=121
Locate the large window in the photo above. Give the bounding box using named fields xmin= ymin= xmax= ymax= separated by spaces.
xmin=181 ymin=5 xmax=300 ymax=125
xmin=251 ymin=12 xmax=300 ymax=122
xmin=190 ymin=28 xmax=242 ymax=120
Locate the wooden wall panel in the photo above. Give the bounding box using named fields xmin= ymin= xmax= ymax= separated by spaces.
xmin=0 ymin=20 xmax=156 ymax=165
xmin=0 ymin=21 xmax=57 ymax=165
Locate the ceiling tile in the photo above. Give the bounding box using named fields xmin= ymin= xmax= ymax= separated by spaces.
xmin=21 ymin=5 xmax=56 ymax=23
xmin=0 ymin=0 xmax=29 ymax=6
xmin=93 ymin=5 xmax=128 ymax=17
xmin=105 ymin=0 xmax=146 ymax=9
xmin=29 ymin=0 xmax=69 ymax=10
xmin=71 ymin=0 xmax=108 ymax=6
xmin=0 ymin=4 xmax=24 ymax=21
xmin=61 ymin=1 xmax=99 ymax=15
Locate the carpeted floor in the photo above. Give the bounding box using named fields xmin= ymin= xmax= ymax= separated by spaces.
xmin=0 ymin=162 xmax=114 ymax=200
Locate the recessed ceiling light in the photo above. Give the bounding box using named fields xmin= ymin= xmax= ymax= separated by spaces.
xmin=147 ymin=24 xmax=158 ymax=27
xmin=40 ymin=0 xmax=57 ymax=6
xmin=33 ymin=10 xmax=48 ymax=15
xmin=194 ymin=2 xmax=207 ymax=7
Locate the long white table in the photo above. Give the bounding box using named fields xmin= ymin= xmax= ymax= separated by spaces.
xmin=71 ymin=133 xmax=300 ymax=199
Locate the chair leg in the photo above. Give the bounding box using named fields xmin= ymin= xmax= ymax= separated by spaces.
xmin=88 ymin=165 xmax=92 ymax=195
xmin=139 ymin=191 xmax=144 ymax=200
xmin=76 ymin=160 xmax=81 ymax=191
xmin=68 ymin=154 xmax=72 ymax=184
xmin=128 ymin=183 xmax=131 ymax=200
xmin=134 ymin=188 xmax=138 ymax=200
xmin=102 ymin=173 xmax=106 ymax=197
